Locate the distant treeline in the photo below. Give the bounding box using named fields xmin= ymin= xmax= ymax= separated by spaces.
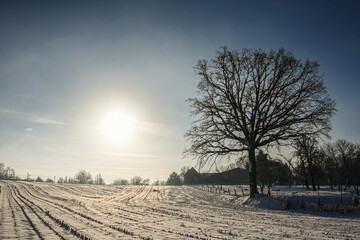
xmin=0 ymin=163 xmax=19 ymax=180
xmin=112 ymin=173 xmax=182 ymax=186
xmin=290 ymin=138 xmax=360 ymax=194
xmin=55 ymin=170 xmax=105 ymax=185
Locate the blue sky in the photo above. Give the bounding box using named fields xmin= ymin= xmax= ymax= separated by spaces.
xmin=0 ymin=0 xmax=359 ymax=182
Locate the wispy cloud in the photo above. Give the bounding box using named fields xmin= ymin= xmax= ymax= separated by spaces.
xmin=88 ymin=151 xmax=176 ymax=160
xmin=0 ymin=108 xmax=17 ymax=114
xmin=29 ymin=114 xmax=65 ymax=125
xmin=137 ymin=121 xmax=182 ymax=139
xmin=21 ymin=127 xmax=34 ymax=143
xmin=14 ymin=94 xmax=40 ymax=101
xmin=0 ymin=108 xmax=65 ymax=125
xmin=14 ymin=93 xmax=69 ymax=104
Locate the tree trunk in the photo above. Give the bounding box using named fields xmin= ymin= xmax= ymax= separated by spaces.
xmin=248 ymin=147 xmax=258 ymax=197
xmin=301 ymin=160 xmax=309 ymax=189
xmin=329 ymin=176 xmax=333 ymax=190
xmin=306 ymin=156 xmax=317 ymax=191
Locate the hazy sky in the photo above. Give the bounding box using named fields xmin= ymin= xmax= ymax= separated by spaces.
xmin=1 ymin=0 xmax=359 ymax=183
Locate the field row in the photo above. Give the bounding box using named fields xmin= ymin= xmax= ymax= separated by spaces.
xmin=0 ymin=181 xmax=359 ymax=239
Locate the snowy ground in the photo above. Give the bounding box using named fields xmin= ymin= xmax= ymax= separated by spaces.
xmin=0 ymin=181 xmax=359 ymax=239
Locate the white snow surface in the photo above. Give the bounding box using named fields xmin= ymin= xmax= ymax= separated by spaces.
xmin=0 ymin=181 xmax=359 ymax=240
xmin=240 ymin=194 xmax=287 ymax=210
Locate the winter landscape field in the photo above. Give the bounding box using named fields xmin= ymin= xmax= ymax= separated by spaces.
xmin=1 ymin=180 xmax=359 ymax=240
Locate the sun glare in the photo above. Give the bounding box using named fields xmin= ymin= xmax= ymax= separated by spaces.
xmin=100 ymin=110 xmax=136 ymax=144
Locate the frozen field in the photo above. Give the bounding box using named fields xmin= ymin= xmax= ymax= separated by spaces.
xmin=0 ymin=181 xmax=359 ymax=240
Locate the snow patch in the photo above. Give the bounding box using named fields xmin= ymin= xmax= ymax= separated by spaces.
xmin=241 ymin=194 xmax=286 ymax=210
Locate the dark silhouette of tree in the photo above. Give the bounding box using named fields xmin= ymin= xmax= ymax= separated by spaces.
xmin=57 ymin=177 xmax=64 ymax=184
xmin=166 ymin=172 xmax=182 ymax=185
xmin=46 ymin=178 xmax=54 ymax=183
xmin=180 ymin=166 xmax=190 ymax=183
xmin=185 ymin=47 xmax=336 ymax=197
xmin=330 ymin=140 xmax=359 ymax=191
xmin=36 ymin=176 xmax=43 ymax=182
xmin=293 ymin=135 xmax=320 ymax=191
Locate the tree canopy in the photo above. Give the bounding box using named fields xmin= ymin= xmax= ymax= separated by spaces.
xmin=185 ymin=47 xmax=336 ymax=197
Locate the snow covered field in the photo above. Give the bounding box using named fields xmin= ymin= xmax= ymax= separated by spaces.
xmin=0 ymin=181 xmax=359 ymax=239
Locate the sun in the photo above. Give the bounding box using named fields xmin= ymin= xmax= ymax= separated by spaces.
xmin=100 ymin=110 xmax=136 ymax=144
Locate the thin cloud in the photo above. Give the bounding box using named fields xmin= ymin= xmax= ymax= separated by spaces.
xmin=137 ymin=121 xmax=182 ymax=139
xmin=0 ymin=108 xmax=65 ymax=125
xmin=14 ymin=93 xmax=69 ymax=104
xmin=14 ymin=94 xmax=40 ymax=101
xmin=29 ymin=115 xmax=65 ymax=125
xmin=21 ymin=128 xmax=33 ymax=143
xmin=0 ymin=108 xmax=17 ymax=114
xmin=88 ymin=151 xmax=176 ymax=160
xmin=20 ymin=133 xmax=30 ymax=143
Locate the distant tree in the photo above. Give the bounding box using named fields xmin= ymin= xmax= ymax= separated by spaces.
xmin=179 ymin=166 xmax=190 ymax=183
xmin=166 ymin=172 xmax=182 ymax=185
xmin=46 ymin=178 xmax=54 ymax=183
xmin=153 ymin=179 xmax=161 ymax=186
xmin=36 ymin=176 xmax=43 ymax=182
xmin=185 ymin=47 xmax=336 ymax=197
xmin=321 ymin=143 xmax=339 ymax=189
xmin=113 ymin=178 xmax=129 ymax=185
xmin=351 ymin=147 xmax=360 ymax=195
xmin=57 ymin=177 xmax=64 ymax=184
xmin=142 ymin=179 xmax=150 ymax=185
xmin=293 ymin=135 xmax=320 ymax=191
xmin=95 ymin=173 xmax=105 ymax=185
xmin=251 ymin=151 xmax=290 ymax=193
xmin=0 ymin=163 xmax=4 ymax=179
xmin=0 ymin=164 xmax=17 ymax=180
xmin=130 ymin=176 xmax=143 ymax=185
xmin=75 ymin=170 xmax=92 ymax=184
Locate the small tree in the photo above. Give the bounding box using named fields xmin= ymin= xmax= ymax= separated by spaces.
xmin=36 ymin=176 xmax=43 ymax=182
xmin=113 ymin=179 xmax=129 ymax=185
xmin=293 ymin=135 xmax=320 ymax=191
xmin=153 ymin=179 xmax=161 ymax=186
xmin=185 ymin=47 xmax=336 ymax=197
xmin=166 ymin=172 xmax=182 ymax=185
xmin=180 ymin=166 xmax=190 ymax=183
xmin=95 ymin=173 xmax=105 ymax=185
xmin=46 ymin=178 xmax=54 ymax=183
xmin=130 ymin=176 xmax=143 ymax=185
xmin=75 ymin=170 xmax=92 ymax=184
xmin=142 ymin=179 xmax=150 ymax=185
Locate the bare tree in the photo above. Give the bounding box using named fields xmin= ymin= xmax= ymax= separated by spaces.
xmin=166 ymin=172 xmax=182 ymax=185
xmin=75 ymin=170 xmax=92 ymax=184
xmin=113 ymin=178 xmax=129 ymax=185
xmin=332 ymin=139 xmax=358 ymax=190
xmin=293 ymin=135 xmax=321 ymax=191
xmin=130 ymin=176 xmax=143 ymax=185
xmin=180 ymin=166 xmax=190 ymax=183
xmin=185 ymin=47 xmax=336 ymax=197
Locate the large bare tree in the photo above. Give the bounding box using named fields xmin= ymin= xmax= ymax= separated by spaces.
xmin=184 ymin=47 xmax=336 ymax=197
